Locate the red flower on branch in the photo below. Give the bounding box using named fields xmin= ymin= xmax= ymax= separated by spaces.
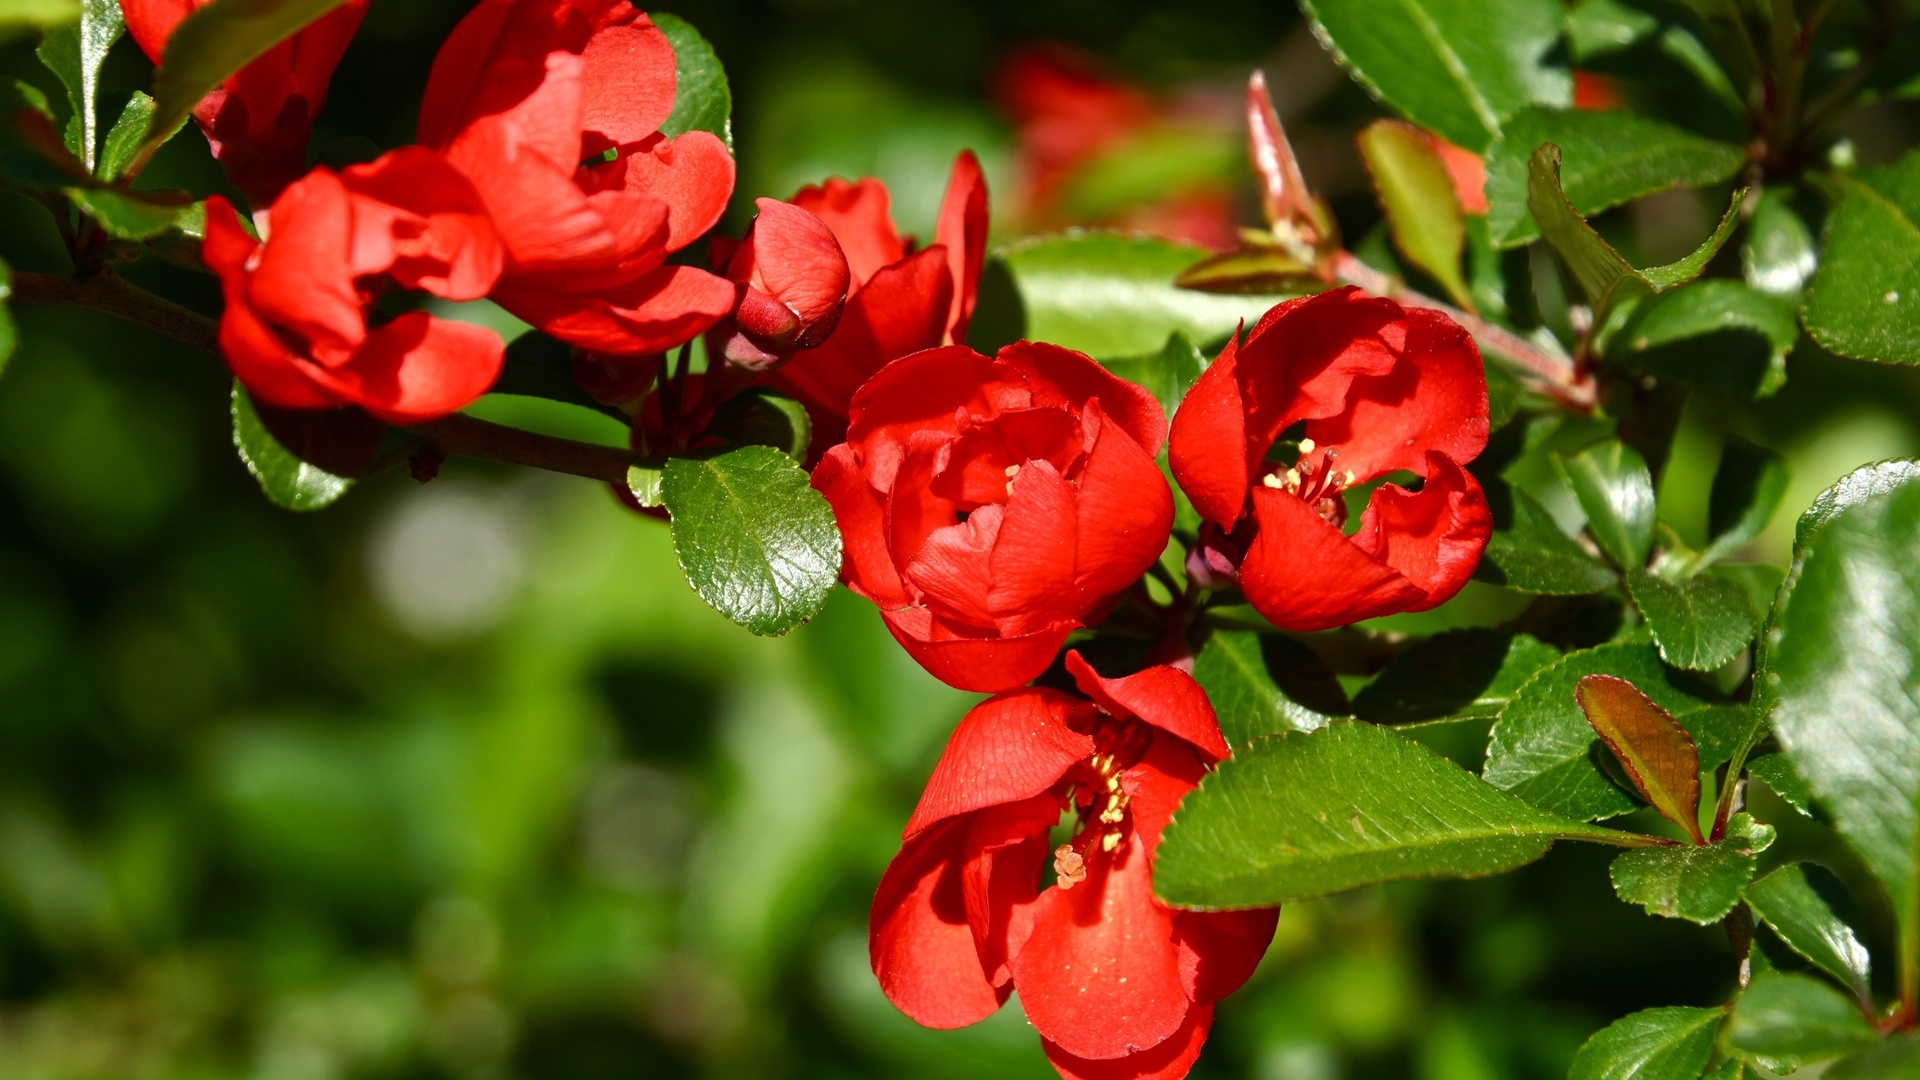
xmin=123 ymin=0 xmax=369 ymax=209
xmin=1169 ymin=287 xmax=1492 ymax=631
xmin=708 ymin=197 xmax=851 ymax=369
xmin=871 ymin=652 xmax=1276 ymax=1080
xmin=202 ymin=148 xmax=505 ymax=423
xmin=812 ymin=342 xmax=1172 ymax=693
xmin=418 ymin=0 xmax=736 ymax=356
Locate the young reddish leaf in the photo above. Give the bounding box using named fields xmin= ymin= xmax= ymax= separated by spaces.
xmin=1576 ymin=674 xmax=1704 ymax=843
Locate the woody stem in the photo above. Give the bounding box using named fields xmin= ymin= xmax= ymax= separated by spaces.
xmin=12 ymin=269 xmax=641 ymax=485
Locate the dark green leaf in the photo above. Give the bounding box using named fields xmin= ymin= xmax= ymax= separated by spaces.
xmin=489 ymin=331 xmax=629 ymax=424
xmin=1486 ymin=642 xmax=1742 ymax=821
xmin=1746 ymin=863 xmax=1872 ymax=1001
xmin=146 ymin=0 xmax=355 ymax=160
xmin=1804 ymin=154 xmax=1920 ymax=365
xmin=1703 ymin=439 xmax=1790 ymax=564
xmin=705 ymin=388 xmax=812 ymax=460
xmin=662 ymin=446 xmax=842 ymax=636
xmin=1611 ymin=282 xmax=1796 ymax=399
xmin=1567 ymin=1006 xmax=1724 ymax=1080
xmin=98 ymin=91 xmax=154 ymax=182
xmin=1747 ymin=753 xmax=1813 ymax=817
xmin=0 ymin=255 xmax=14 ymax=379
xmin=1826 ymin=1034 xmax=1920 ymax=1078
xmin=68 ymin=186 xmax=198 ymax=239
xmin=1352 ymin=629 xmax=1559 ymax=725
xmin=1743 ymin=188 xmax=1817 ymax=297
xmin=1298 ymin=0 xmax=1570 ymax=152
xmin=35 ymin=0 xmax=121 ymax=172
xmin=1154 ymin=720 xmax=1632 ymax=909
xmin=1476 ymin=488 xmax=1618 ymax=594
xmin=1486 ymin=107 xmax=1744 ymax=248
xmin=1768 ymin=470 xmax=1920 ymax=984
xmin=652 ymin=12 xmax=731 ymax=151
xmin=1794 ymin=459 xmax=1920 ymax=550
xmin=1560 ymin=440 xmax=1656 ymax=569
xmin=1627 ymin=567 xmax=1758 ymax=672
xmin=1609 ymin=814 xmax=1772 ymax=923
xmin=0 ymin=76 xmax=92 ymax=188
xmin=1727 ymin=973 xmax=1876 ymax=1071
xmin=1102 ymin=332 xmax=1206 ymax=419
xmin=1358 ymin=119 xmax=1471 ymax=308
xmin=230 ymin=385 xmax=353 ymax=512
xmin=1190 ymin=630 xmax=1349 ymax=747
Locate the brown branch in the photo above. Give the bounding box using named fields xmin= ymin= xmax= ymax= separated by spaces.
xmin=11 ymin=269 xmax=640 ymax=485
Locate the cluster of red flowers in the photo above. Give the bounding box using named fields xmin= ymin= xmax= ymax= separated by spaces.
xmin=179 ymin=4 xmax=1494 ymax=1076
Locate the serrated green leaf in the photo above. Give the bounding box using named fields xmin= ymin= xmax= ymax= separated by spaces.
xmin=68 ymin=185 xmax=198 ymax=239
xmin=1191 ymin=630 xmax=1349 ymax=747
xmin=1567 ymin=1006 xmax=1724 ymax=1080
xmin=1560 ymin=440 xmax=1656 ymax=569
xmin=1727 ymin=973 xmax=1876 ymax=1071
xmin=1154 ymin=720 xmax=1634 ymax=910
xmin=1352 ymin=629 xmax=1560 ymax=725
xmin=1627 ymin=568 xmax=1758 ymax=672
xmin=1701 ymin=439 xmax=1790 ymax=565
xmin=1747 ymin=863 xmax=1872 ymax=1002
xmin=1804 ymin=154 xmax=1920 ymax=365
xmin=1358 ymin=119 xmax=1471 ymax=308
xmin=1102 ymin=332 xmax=1206 ymax=419
xmin=1299 ymin=0 xmax=1570 ymax=152
xmin=35 ymin=0 xmax=121 ymax=172
xmin=652 ymin=11 xmax=731 ymax=151
xmin=1747 ymin=753 xmax=1812 ymax=817
xmin=705 ymin=388 xmax=812 ymax=460
xmin=1486 ymin=107 xmax=1743 ymax=248
xmin=1476 ymin=487 xmax=1619 ymax=594
xmin=98 ymin=91 xmax=154 ymax=182
xmin=1486 ymin=642 xmax=1742 ymax=821
xmin=1611 ymin=282 xmax=1797 ymax=400
xmin=1795 ymin=459 xmax=1920 ymax=550
xmin=1610 ymin=816 xmax=1770 ymax=924
xmin=662 ymin=446 xmax=842 ymax=636
xmin=231 ymin=385 xmax=353 ymax=512
xmin=1743 ymin=188 xmax=1817 ymax=297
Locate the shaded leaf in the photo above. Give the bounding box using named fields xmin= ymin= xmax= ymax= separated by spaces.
xmin=1358 ymin=119 xmax=1471 ymax=308
xmin=1476 ymin=488 xmax=1619 ymax=595
xmin=1826 ymin=1034 xmax=1920 ymax=1078
xmin=653 ymin=11 xmax=731 ymax=151
xmin=1747 ymin=753 xmax=1812 ymax=817
xmin=1191 ymin=630 xmax=1350 ymax=747
xmin=0 ymin=255 xmax=13 ymax=379
xmin=230 ymin=385 xmax=353 ymax=512
xmin=1577 ymin=674 xmax=1703 ymax=840
xmin=1560 ymin=440 xmax=1656 ymax=569
xmin=35 ymin=0 xmax=121 ymax=172
xmin=146 ymin=0 xmax=355 ymax=156
xmin=1703 ymin=439 xmax=1791 ymax=564
xmin=1353 ymin=629 xmax=1560 ymax=726
xmin=1727 ymin=973 xmax=1876 ymax=1071
xmin=1567 ymin=1006 xmax=1723 ymax=1080
xmin=706 ymin=388 xmax=812 ymax=460
xmin=1611 ymin=281 xmax=1796 ymax=399
xmin=1804 ymin=154 xmax=1920 ymax=365
xmin=98 ymin=91 xmax=154 ymax=182
xmin=1609 ymin=814 xmax=1771 ymax=924
xmin=489 ymin=331 xmax=629 ymax=424
xmin=1102 ymin=332 xmax=1206 ymax=419
xmin=1746 ymin=863 xmax=1872 ymax=1002
xmin=1627 ymin=567 xmax=1759 ymax=672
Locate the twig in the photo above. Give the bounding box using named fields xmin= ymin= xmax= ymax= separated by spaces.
xmin=14 ymin=270 xmax=221 ymax=352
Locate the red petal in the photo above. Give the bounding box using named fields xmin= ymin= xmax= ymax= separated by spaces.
xmin=247 ymin=167 xmax=363 ymax=363
xmin=1121 ymin=735 xmax=1210 ymax=848
xmin=736 ymin=198 xmax=851 ymax=327
xmin=1304 ymin=306 xmax=1487 ymax=483
xmin=204 ymin=197 xmax=336 ymax=410
xmin=870 ymin=819 xmax=1007 ymax=1030
xmin=1067 ymin=400 xmax=1174 ymax=611
xmin=1426 ymin=133 xmax=1489 ymax=216
xmin=616 ymin=131 xmax=735 ymax=252
xmin=904 ymin=504 xmax=1003 ymax=631
xmin=342 ymin=147 xmax=503 ymax=301
xmin=1003 ymin=341 xmax=1166 ymax=457
xmin=1350 ymin=451 xmax=1493 ymax=610
xmin=1041 ymin=1005 xmax=1212 ymax=1080
xmin=494 ymin=263 xmax=735 ymax=354
xmin=962 ymin=795 xmax=1059 ymax=988
xmin=1237 ymin=485 xmax=1426 ymax=632
xmin=1174 ymin=909 xmax=1278 ymax=1005
xmin=791 ymin=176 xmax=906 ymax=286
xmin=812 ymin=443 xmax=908 ymax=608
xmin=578 ymin=13 xmax=676 ymax=154
xmin=1235 ymin=287 xmax=1400 ymax=460
xmin=886 ymin=431 xmax=967 ymax=596
xmin=933 ymin=151 xmax=989 ymax=344
xmin=122 ymin=0 xmax=194 ymax=62
xmin=447 ymin=114 xmax=645 ymax=279
xmin=881 ymin=607 xmax=1077 ymax=694
xmin=304 ymin=312 xmax=503 ymax=424
xmin=988 ymin=458 xmax=1079 ymax=636
xmin=417 ymin=0 xmax=617 ymax=154
xmin=1167 ymin=333 xmax=1248 ymax=526
xmin=845 ymin=345 xmax=1024 ymax=490
xmin=1064 ymin=653 xmax=1228 ymax=763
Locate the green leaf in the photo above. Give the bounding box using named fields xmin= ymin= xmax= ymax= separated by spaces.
xmin=1700 ymin=1057 xmax=1743 ymax=1080
xmin=662 ymin=446 xmax=842 ymax=636
xmin=989 ymin=231 xmax=1296 ymax=359
xmin=230 ymin=385 xmax=353 ymax=512
xmin=1299 ymin=0 xmax=1570 ymax=152
xmin=1826 ymin=1034 xmax=1920 ymax=1079
xmin=652 ymin=11 xmax=731 ymax=151
xmin=1560 ymin=440 xmax=1656 ymax=569
xmin=1795 ymin=459 xmax=1920 ymax=551
xmin=1804 ymin=154 xmax=1920 ymax=365
xmin=488 ymin=330 xmax=630 ymax=424
xmin=97 ymin=91 xmax=154 ymax=182
xmin=145 ymin=0 xmax=355 ymax=162
xmin=1767 ymin=469 xmax=1920 ymax=990
xmin=1702 ymin=439 xmax=1790 ymax=564
xmin=1486 ymin=642 xmax=1742 ymax=821
xmin=1485 ymin=107 xmax=1744 ymax=248
xmin=1610 ymin=815 xmax=1771 ymax=924
xmin=68 ymin=186 xmax=199 ymax=239
xmin=1154 ymin=720 xmax=1633 ymax=910
xmin=1743 ymin=188 xmax=1817 ymax=297
xmin=0 ymin=0 xmax=79 ymax=41
xmin=1358 ymin=119 xmax=1471 ymax=308
xmin=0 ymin=255 xmax=14 ymax=380
xmin=1190 ymin=630 xmax=1350 ymax=747
xmin=1352 ymin=629 xmax=1560 ymax=725
xmin=1627 ymin=568 xmax=1758 ymax=672
xmin=1567 ymin=1006 xmax=1724 ymax=1080
xmin=1746 ymin=863 xmax=1872 ymax=1002
xmin=1173 ymin=246 xmax=1320 ymax=295
xmin=35 ymin=0 xmax=122 ymax=172
xmin=1727 ymin=973 xmax=1876 ymax=1071
xmin=1577 ymin=674 xmax=1704 ymax=839
xmin=1611 ymin=282 xmax=1797 ymax=399
xmin=705 ymin=388 xmax=812 ymax=460
xmin=1101 ymin=332 xmax=1206 ymax=419
xmin=1476 ymin=488 xmax=1619 ymax=595
xmin=626 ymin=462 xmax=664 ymax=508
xmin=1747 ymin=753 xmax=1813 ymax=817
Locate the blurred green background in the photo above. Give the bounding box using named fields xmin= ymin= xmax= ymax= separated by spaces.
xmin=2 ymin=1 xmax=1920 ymax=1077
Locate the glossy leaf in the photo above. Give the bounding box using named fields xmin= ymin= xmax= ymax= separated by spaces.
xmin=35 ymin=0 xmax=122 ymax=172
xmin=1609 ymin=815 xmax=1771 ymax=924
xmin=1576 ymin=674 xmax=1702 ymax=840
xmin=1567 ymin=1006 xmax=1723 ymax=1080
xmin=662 ymin=446 xmax=842 ymax=636
xmin=230 ymin=385 xmax=353 ymax=512
xmin=653 ymin=12 xmax=731 ymax=151
xmin=1358 ymin=119 xmax=1471 ymax=308
xmin=1747 ymin=753 xmax=1813 ymax=817
xmin=1560 ymin=440 xmax=1656 ymax=569
xmin=626 ymin=462 xmax=664 ymax=508
xmin=1627 ymin=568 xmax=1758 ymax=672
xmin=98 ymin=91 xmax=154 ymax=182
xmin=1726 ymin=973 xmax=1876 ymax=1071
xmin=1191 ymin=630 xmax=1350 ymax=747
xmin=146 ymin=0 xmax=355 ymax=154
xmin=1299 ymin=0 xmax=1570 ymax=152
xmin=1804 ymin=154 xmax=1920 ymax=365
xmin=1794 ymin=459 xmax=1920 ymax=550
xmin=1154 ymin=720 xmax=1633 ymax=910
xmin=1743 ymin=188 xmax=1817 ymax=297
xmin=1476 ymin=488 xmax=1619 ymax=595
xmin=1486 ymin=642 xmax=1743 ymax=821
xmin=1611 ymin=281 xmax=1796 ymax=400
xmin=1485 ymin=107 xmax=1743 ymax=248
xmin=1102 ymin=332 xmax=1206 ymax=419
xmin=1353 ymin=629 xmax=1560 ymax=726
xmin=1746 ymin=863 xmax=1872 ymax=1002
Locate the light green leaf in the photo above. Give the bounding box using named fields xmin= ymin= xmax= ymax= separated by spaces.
xmin=662 ymin=446 xmax=843 ymax=636
xmin=1611 ymin=282 xmax=1797 ymax=400
xmin=35 ymin=0 xmax=122 ymax=172
xmin=1190 ymin=630 xmax=1350 ymax=747
xmin=1746 ymin=863 xmax=1872 ymax=1002
xmin=1609 ymin=814 xmax=1772 ymax=924
xmin=145 ymin=0 xmax=355 ymax=160
xmin=626 ymin=462 xmax=664 ymax=508
xmin=1559 ymin=440 xmax=1656 ymax=569
xmin=1743 ymin=188 xmax=1817 ymax=297
xmin=1352 ymin=629 xmax=1560 ymax=725
xmin=1486 ymin=642 xmax=1743 ymax=821
xmin=1727 ymin=973 xmax=1876 ymax=1071
xmin=1627 ymin=568 xmax=1758 ymax=672
xmin=652 ymin=11 xmax=731 ymax=151
xmin=1826 ymin=1034 xmax=1920 ymax=1078
xmin=1154 ymin=720 xmax=1635 ymax=910
xmin=230 ymin=385 xmax=353 ymax=512
xmin=1102 ymin=332 xmax=1206 ymax=419
xmin=1804 ymin=153 xmax=1920 ymax=365
xmin=1476 ymin=487 xmax=1619 ymax=595
xmin=1299 ymin=0 xmax=1570 ymax=152
xmin=1358 ymin=119 xmax=1471 ymax=308
xmin=0 ymin=0 xmax=79 ymax=41
xmin=1567 ymin=1006 xmax=1724 ymax=1080
xmin=68 ymin=186 xmax=198 ymax=239
xmin=98 ymin=91 xmax=154 ymax=182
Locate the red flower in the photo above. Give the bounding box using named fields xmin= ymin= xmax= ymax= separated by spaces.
xmin=1169 ymin=287 xmax=1492 ymax=631
xmin=708 ymin=197 xmax=851 ymax=368
xmin=418 ymin=0 xmax=737 ymax=356
xmin=123 ymin=0 xmax=369 ymax=209
xmin=202 ymin=148 xmax=506 ymax=423
xmin=812 ymin=342 xmax=1173 ymax=693
xmin=871 ymin=652 xmax=1276 ymax=1080
xmin=761 ymin=152 xmax=988 ymax=447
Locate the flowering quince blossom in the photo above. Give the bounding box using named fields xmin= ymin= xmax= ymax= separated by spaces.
xmin=707 ymin=197 xmax=851 ymax=369
xmin=811 ymin=341 xmax=1173 ymax=693
xmin=871 ymin=651 xmax=1277 ymax=1080
xmin=123 ymin=0 xmax=370 ymax=209
xmin=416 ymin=0 xmax=738 ymax=356
xmin=202 ymin=149 xmax=506 ymax=423
xmin=1170 ymin=286 xmax=1493 ymax=631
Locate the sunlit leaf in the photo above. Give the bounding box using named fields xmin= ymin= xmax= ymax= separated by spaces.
xmin=1576 ymin=674 xmax=1702 ymax=839
xmin=1357 ymin=119 xmax=1471 ymax=308
xmin=1746 ymin=863 xmax=1872 ymax=1003
xmin=1567 ymin=1006 xmax=1723 ymax=1080
xmin=1191 ymin=630 xmax=1350 ymax=747
xmin=1609 ymin=814 xmax=1771 ymax=924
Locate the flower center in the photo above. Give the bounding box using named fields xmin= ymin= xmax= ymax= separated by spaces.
xmin=1054 ymin=718 xmax=1152 ymax=889
xmin=1261 ymin=438 xmax=1355 ymax=527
